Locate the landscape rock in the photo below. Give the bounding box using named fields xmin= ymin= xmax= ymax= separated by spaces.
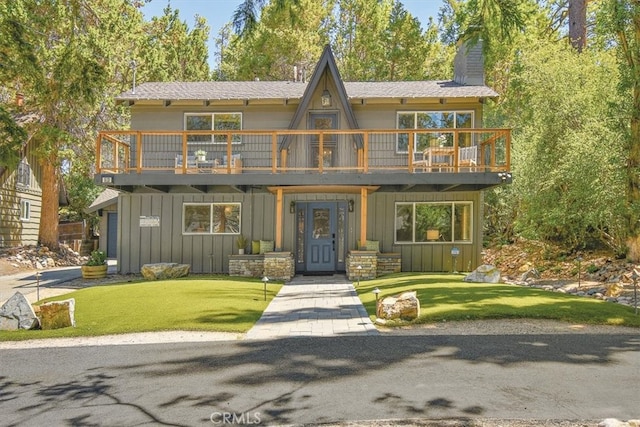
xmin=464 ymin=264 xmax=501 ymax=283
xmin=141 ymin=263 xmax=190 ymax=280
xmin=376 ymin=290 xmax=420 ymax=321
xmin=0 ymin=292 xmax=39 ymax=330
xmin=39 ymin=299 xmax=75 ymax=330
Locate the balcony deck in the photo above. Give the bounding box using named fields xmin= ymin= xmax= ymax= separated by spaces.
xmin=96 ymin=128 xmax=511 ymax=192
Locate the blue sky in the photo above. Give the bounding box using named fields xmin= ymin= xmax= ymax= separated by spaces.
xmin=142 ymin=0 xmax=446 ymax=68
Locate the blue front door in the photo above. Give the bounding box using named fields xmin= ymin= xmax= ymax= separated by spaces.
xmin=306 ymin=202 xmax=336 ymax=272
xmin=107 ymin=212 xmax=117 ymax=258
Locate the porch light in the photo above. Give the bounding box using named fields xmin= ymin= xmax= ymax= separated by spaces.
xmin=498 ymin=172 xmax=512 ymax=182
xmin=290 ymin=200 xmax=296 ymax=214
xmin=348 ymin=199 xmax=354 ymax=212
xmin=321 ymin=89 xmax=331 ymax=107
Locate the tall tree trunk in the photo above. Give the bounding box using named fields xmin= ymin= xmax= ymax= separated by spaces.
xmin=39 ymin=151 xmax=59 ymax=250
xmin=569 ymin=0 xmax=587 ymax=52
xmin=622 ymin=2 xmax=640 ymax=260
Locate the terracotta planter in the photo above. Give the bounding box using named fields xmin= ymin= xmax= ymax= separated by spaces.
xmin=81 ymin=264 xmax=108 ymax=279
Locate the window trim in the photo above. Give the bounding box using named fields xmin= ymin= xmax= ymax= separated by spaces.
xmin=182 ymin=202 xmax=241 ymax=235
xmin=394 ymin=201 xmax=473 ymax=244
xmin=16 ymin=159 xmax=31 ymax=188
xmin=184 ymin=112 xmax=243 ymax=145
xmin=396 ymin=110 xmax=475 ymax=154
xmin=20 ymin=199 xmax=31 ymax=221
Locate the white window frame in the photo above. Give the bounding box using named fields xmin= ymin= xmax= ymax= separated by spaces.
xmin=184 ymin=112 xmax=243 ymax=144
xmin=396 ymin=110 xmax=475 ymax=153
xmin=394 ymin=201 xmax=473 ymax=244
xmin=16 ymin=159 xmax=31 ymax=188
xmin=182 ymin=202 xmax=241 ymax=235
xmin=20 ymin=199 xmax=31 ymax=221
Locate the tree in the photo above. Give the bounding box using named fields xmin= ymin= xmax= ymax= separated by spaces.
xmin=598 ymin=0 xmax=640 ymax=259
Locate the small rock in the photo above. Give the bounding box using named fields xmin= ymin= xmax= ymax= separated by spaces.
xmin=39 ymin=299 xmax=76 ymax=330
xmin=376 ymin=290 xmax=420 ymax=321
xmin=599 ymin=419 xmax=629 ymax=427
xmin=141 ymin=263 xmax=190 ymax=280
xmin=464 ymin=264 xmax=501 ymax=283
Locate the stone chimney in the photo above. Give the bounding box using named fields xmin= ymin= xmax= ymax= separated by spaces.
xmin=453 ymin=39 xmax=485 ymax=86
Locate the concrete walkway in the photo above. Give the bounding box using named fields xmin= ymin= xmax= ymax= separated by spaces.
xmin=246 ymin=274 xmax=379 ymax=339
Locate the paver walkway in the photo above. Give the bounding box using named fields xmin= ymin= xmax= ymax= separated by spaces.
xmin=245 ymin=274 xmax=379 ymax=339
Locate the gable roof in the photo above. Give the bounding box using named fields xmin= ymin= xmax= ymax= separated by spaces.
xmin=115 ymin=80 xmax=498 ymax=102
xmin=282 ymin=45 xmax=359 ymax=149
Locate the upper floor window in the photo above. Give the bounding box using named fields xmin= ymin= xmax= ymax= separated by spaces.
xmin=183 ymin=202 xmax=241 ymax=234
xmin=185 ymin=113 xmax=242 ymax=144
xmin=16 ymin=159 xmax=31 ymax=188
xmin=397 ymin=111 xmax=474 ymax=153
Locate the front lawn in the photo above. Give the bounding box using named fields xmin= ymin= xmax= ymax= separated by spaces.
xmin=356 ymin=273 xmax=640 ymax=327
xmin=0 ymin=276 xmax=282 ymax=341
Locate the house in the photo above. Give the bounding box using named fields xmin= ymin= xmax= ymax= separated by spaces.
xmin=94 ymin=42 xmax=511 ymax=279
xmin=0 ymin=112 xmax=43 ymax=248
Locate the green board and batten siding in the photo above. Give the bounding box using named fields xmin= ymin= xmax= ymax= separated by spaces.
xmin=115 ymin=190 xmax=481 ymax=274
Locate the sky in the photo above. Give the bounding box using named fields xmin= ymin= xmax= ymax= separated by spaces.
xmin=141 ymin=0 xmax=446 ymax=68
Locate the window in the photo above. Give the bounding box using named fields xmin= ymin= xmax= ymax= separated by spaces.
xmin=20 ymin=200 xmax=31 ymax=221
xmin=395 ymin=202 xmax=472 ymax=243
xmin=397 ymin=111 xmax=474 ymax=153
xmin=183 ymin=203 xmax=240 ymax=234
xmin=16 ymin=159 xmax=31 ymax=188
xmin=185 ymin=113 xmax=242 ymax=144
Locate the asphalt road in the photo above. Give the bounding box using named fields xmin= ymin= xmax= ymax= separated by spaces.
xmin=2 ymin=333 xmax=638 ymax=426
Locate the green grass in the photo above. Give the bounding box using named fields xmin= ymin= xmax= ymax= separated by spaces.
xmin=357 ymin=273 xmax=640 ymax=327
xmin=0 ymin=276 xmax=282 ymax=341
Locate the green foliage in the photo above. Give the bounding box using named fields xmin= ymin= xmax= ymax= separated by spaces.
xmin=0 ymin=105 xmax=27 ymax=169
xmin=85 ymin=250 xmax=107 ymax=266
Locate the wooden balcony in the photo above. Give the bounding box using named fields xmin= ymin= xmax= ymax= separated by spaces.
xmin=95 ymin=128 xmax=511 ymax=191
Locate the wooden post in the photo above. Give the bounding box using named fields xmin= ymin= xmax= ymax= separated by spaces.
xmin=363 ymin=132 xmax=369 ymax=173
xmin=95 ymin=134 xmax=102 ymax=173
xmin=360 ymin=187 xmax=367 ymax=249
xmin=136 ymin=131 xmax=143 ymax=173
xmin=408 ymin=132 xmax=414 ymax=173
xmin=272 ymin=132 xmax=278 ymax=173
xmin=275 ymin=188 xmax=283 ymax=251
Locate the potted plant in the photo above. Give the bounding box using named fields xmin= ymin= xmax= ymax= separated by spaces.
xmin=195 ymin=149 xmax=206 ymax=161
xmin=81 ymin=250 xmax=108 ymax=279
xmin=236 ymin=235 xmax=248 ymax=255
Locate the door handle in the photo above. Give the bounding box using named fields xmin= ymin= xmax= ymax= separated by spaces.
xmin=332 ymin=240 xmax=335 ymax=251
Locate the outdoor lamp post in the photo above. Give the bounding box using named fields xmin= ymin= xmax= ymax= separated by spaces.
xmin=262 ymin=276 xmax=269 ymax=301
xmin=576 ymin=256 xmax=583 ymax=288
xmin=356 ymin=265 xmax=362 ymax=287
xmin=451 ymin=247 xmax=460 ymax=274
xmin=372 ymin=287 xmax=380 ymax=303
xmin=35 ymin=271 xmax=41 ymax=301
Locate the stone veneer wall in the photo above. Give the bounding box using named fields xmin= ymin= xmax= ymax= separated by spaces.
xmin=229 ymin=252 xmax=295 ymax=281
xmin=376 ymin=253 xmax=401 ymax=276
xmin=229 ymin=255 xmax=264 ymax=277
xmin=263 ymin=252 xmax=295 ymax=281
xmin=346 ymin=251 xmax=377 ymax=281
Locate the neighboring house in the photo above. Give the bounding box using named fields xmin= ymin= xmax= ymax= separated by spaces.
xmin=0 ymin=114 xmax=42 ymax=248
xmin=95 ymin=42 xmax=511 ymax=277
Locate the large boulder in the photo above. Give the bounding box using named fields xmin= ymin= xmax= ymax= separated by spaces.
xmin=376 ymin=290 xmax=420 ymax=321
xmin=39 ymin=299 xmax=76 ymax=330
xmin=464 ymin=264 xmax=501 ymax=283
xmin=0 ymin=292 xmax=39 ymax=330
xmin=141 ymin=263 xmax=190 ymax=280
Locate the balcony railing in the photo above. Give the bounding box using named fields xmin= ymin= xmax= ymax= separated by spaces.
xmin=96 ymin=128 xmax=510 ymax=175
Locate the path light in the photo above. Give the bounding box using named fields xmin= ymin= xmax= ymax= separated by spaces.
xmin=372 ymin=287 xmax=380 ymax=303
xmin=35 ymin=271 xmax=41 ymax=301
xmin=262 ymin=276 xmax=269 ymax=301
xmin=451 ymin=247 xmax=460 ymax=274
xmin=633 ymin=268 xmax=639 ymax=316
xmin=356 ymin=265 xmax=362 ymax=288
xmin=576 ymin=256 xmax=583 ymax=288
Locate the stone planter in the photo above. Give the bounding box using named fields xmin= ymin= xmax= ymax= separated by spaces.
xmin=81 ymin=264 xmax=108 ymax=279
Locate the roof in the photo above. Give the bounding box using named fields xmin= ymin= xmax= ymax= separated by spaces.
xmin=116 ymin=79 xmax=499 ymax=102
xmin=86 ymin=188 xmax=119 ymax=213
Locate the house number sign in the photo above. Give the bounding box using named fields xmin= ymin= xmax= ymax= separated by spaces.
xmin=140 ymin=216 xmax=160 ymax=227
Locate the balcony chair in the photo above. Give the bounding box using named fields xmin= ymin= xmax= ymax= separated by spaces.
xmin=174 ymin=154 xmax=199 ymax=174
xmin=458 ymin=146 xmax=478 ymax=171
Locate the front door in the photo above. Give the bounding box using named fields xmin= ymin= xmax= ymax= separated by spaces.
xmin=107 ymin=212 xmax=117 ymax=258
xmin=306 ymin=202 xmax=335 ymax=272
xmin=296 ymin=201 xmax=347 ymax=274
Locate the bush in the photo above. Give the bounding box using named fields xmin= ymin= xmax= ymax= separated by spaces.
xmin=85 ymin=250 xmax=107 ymax=266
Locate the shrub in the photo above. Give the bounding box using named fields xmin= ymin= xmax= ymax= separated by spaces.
xmin=85 ymin=250 xmax=107 ymax=266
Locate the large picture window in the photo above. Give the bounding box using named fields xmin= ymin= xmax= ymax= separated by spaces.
xmin=397 ymin=111 xmax=473 ymax=153
xmin=183 ymin=203 xmax=240 ymax=234
xmin=185 ymin=113 xmax=242 ymax=144
xmin=395 ymin=202 xmax=473 ymax=243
